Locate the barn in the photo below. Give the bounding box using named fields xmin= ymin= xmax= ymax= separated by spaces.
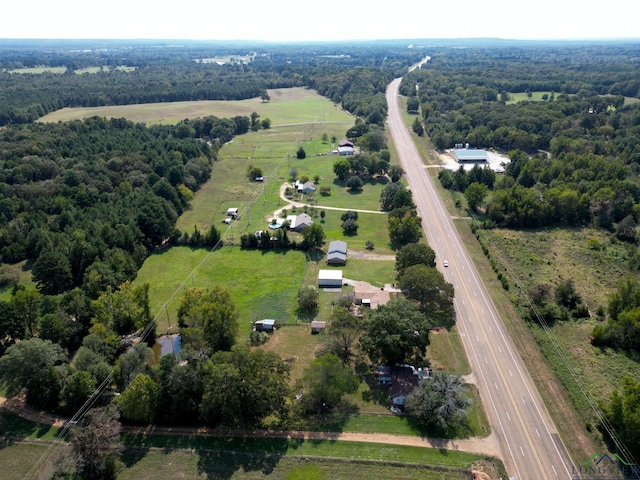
xmin=318 ymin=269 xmax=343 ymax=288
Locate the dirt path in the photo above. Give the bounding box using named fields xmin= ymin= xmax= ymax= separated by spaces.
xmin=1 ymin=396 xmax=501 ymax=458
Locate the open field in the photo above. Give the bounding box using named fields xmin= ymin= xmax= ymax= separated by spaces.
xmin=0 ymin=260 xmax=34 ymax=302
xmin=38 ymin=87 xmax=354 ymax=126
xmin=136 ymin=246 xmax=307 ymax=337
xmin=506 ymin=91 xmax=556 ymax=103
xmin=7 ymin=66 xmax=67 ymax=74
xmin=137 ymin=87 xmax=395 ymax=339
xmin=481 ymin=227 xmax=640 ymax=417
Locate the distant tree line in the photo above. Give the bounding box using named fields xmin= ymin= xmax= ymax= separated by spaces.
xmin=0 ymin=41 xmax=423 ymax=126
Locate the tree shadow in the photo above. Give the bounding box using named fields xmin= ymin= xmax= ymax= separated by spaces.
xmin=361 ymin=377 xmax=392 ymax=408
xmin=301 ymin=401 xmax=359 ymax=440
xmin=196 ymin=437 xmax=295 ymax=480
xmin=120 ymin=446 xmax=150 ymax=468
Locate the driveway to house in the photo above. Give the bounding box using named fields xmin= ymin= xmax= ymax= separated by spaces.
xmin=271 ymin=182 xmax=387 ymax=219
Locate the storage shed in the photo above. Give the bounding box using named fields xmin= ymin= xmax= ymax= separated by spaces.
xmin=254 ymin=319 xmax=275 ymax=332
xmin=318 ymin=269 xmax=343 ymax=288
xmin=310 ymin=321 xmax=326 ymax=334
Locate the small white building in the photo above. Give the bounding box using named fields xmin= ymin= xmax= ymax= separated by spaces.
xmin=318 ymin=269 xmax=343 ymax=288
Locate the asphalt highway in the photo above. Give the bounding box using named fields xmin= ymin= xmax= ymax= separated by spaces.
xmin=386 ymin=76 xmax=576 ymax=480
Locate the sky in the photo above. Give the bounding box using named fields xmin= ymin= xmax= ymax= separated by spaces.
xmin=2 ymin=0 xmax=639 ymax=42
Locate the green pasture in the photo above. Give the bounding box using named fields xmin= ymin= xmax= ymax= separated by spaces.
xmin=0 ymin=442 xmax=57 ymax=480
xmin=136 ymin=246 xmax=307 ymax=336
xmin=506 ymin=91 xmax=556 ymax=104
xmin=38 ymin=87 xmax=354 ymax=126
xmin=8 ymin=66 xmax=67 ymax=74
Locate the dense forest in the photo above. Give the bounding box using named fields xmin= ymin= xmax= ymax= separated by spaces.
xmin=0 ymin=116 xmax=235 ymax=300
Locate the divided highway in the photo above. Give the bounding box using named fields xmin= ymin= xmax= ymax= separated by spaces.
xmin=386 ymin=77 xmax=576 ymax=480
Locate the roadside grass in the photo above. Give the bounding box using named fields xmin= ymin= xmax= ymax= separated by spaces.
xmin=450 ymin=221 xmax=609 ymax=461
xmin=427 ymin=327 xmax=472 ymax=376
xmin=397 ymin=100 xmax=606 ymax=460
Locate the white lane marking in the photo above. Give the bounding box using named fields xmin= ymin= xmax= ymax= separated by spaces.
xmin=521 ymin=397 xmax=526 ymax=405
xmin=498 ymin=346 xmax=503 ymax=353
xmin=484 ymin=357 xmax=488 ymax=364
xmin=506 ymin=411 xmax=511 ymax=421
xmin=535 ymin=427 xmax=541 ymax=438
xmin=520 ymin=446 xmax=525 ymax=456
xmin=552 ymin=465 xmax=558 ymax=476
xmin=494 ymin=382 xmax=499 ymax=390
xmin=476 ymin=335 xmax=480 ymax=342
xmin=509 ymin=369 xmax=513 ymax=377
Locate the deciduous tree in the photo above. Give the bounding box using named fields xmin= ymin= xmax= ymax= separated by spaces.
xmin=177 ymin=286 xmax=239 ymax=355
xmin=405 ymin=373 xmax=471 ymax=433
xmin=200 ymin=347 xmax=290 ymax=427
xmin=360 ymin=299 xmax=431 ymax=366
xmin=118 ymin=373 xmax=159 ymax=423
xmin=295 ymin=353 xmax=359 ymax=414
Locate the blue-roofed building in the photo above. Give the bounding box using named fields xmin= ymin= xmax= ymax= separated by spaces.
xmin=454 ymin=148 xmax=489 ymax=163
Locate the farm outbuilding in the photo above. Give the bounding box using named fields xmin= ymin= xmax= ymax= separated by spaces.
xmin=310 ymin=321 xmax=326 ymax=334
xmin=254 ymin=319 xmax=275 ymax=332
xmin=453 ymin=148 xmax=489 ymax=163
xmin=327 ymin=252 xmax=347 ymax=265
xmin=327 ymin=240 xmax=347 ymax=265
xmin=318 ymin=269 xmax=343 ymax=288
